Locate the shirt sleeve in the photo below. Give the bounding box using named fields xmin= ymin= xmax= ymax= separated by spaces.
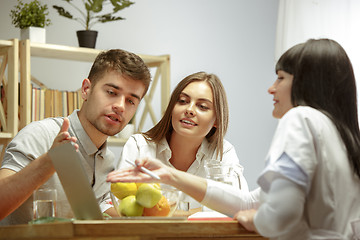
xmin=257 ymin=108 xmax=318 ymax=194
xmin=117 ymin=134 xmax=141 ymax=169
xmin=257 ymin=152 xmax=308 ymax=193
xmin=201 ymin=179 xmax=260 ymax=217
xmin=1 ymin=120 xmax=57 ymax=172
xmin=254 ymin=178 xmax=306 ymax=238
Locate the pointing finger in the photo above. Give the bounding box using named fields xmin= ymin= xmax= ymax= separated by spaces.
xmin=60 ymin=117 xmax=70 ymax=133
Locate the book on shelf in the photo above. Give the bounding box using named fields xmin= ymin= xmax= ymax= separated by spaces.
xmin=31 ymin=87 xmax=36 ymax=122
xmin=39 ymin=89 xmax=45 ymax=120
xmin=31 ymin=87 xmax=83 ymax=122
xmin=44 ymin=89 xmax=53 ymax=118
xmin=54 ymin=90 xmax=63 ymax=117
xmin=77 ymin=90 xmax=83 ymax=109
xmin=73 ymin=90 xmax=78 ymax=111
xmin=67 ymin=91 xmax=74 ymax=115
xmin=62 ymin=91 xmax=67 ymax=117
xmin=31 ymin=87 xmax=42 ymax=121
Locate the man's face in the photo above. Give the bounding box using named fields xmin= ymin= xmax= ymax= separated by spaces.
xmin=81 ymin=70 xmax=146 ymax=138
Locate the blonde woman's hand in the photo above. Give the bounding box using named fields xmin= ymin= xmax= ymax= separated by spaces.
xmin=107 ymin=157 xmax=172 ymax=184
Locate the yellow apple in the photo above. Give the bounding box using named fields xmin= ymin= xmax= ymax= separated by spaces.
xmin=136 ymin=183 xmax=162 ymax=208
xmin=119 ymin=195 xmax=144 ymax=217
xmin=136 ymin=182 xmax=160 ymax=189
xmin=111 ymin=182 xmax=137 ymax=200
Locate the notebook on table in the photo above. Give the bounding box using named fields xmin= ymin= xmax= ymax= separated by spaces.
xmin=48 ymin=142 xmax=104 ymax=220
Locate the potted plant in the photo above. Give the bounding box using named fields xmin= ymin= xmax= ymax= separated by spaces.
xmin=10 ymin=0 xmax=51 ymax=43
xmin=53 ymin=0 xmax=135 ymax=48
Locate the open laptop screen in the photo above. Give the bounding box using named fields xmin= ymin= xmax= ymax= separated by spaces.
xmin=48 ymin=142 xmax=104 ymax=220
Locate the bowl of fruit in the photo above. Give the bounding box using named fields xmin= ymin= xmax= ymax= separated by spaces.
xmin=110 ymin=182 xmax=180 ymax=217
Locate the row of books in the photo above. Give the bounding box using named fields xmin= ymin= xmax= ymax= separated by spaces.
xmin=31 ymin=87 xmax=83 ymax=122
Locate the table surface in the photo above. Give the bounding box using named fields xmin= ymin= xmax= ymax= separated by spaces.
xmin=0 ymin=219 xmax=268 ymax=240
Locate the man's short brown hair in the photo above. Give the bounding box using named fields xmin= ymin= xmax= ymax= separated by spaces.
xmin=88 ymin=49 xmax=151 ymax=96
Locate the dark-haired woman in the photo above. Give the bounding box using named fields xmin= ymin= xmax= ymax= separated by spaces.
xmin=108 ymin=39 xmax=360 ymax=239
xmin=235 ymin=39 xmax=360 ymax=239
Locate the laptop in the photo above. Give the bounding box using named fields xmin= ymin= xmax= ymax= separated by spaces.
xmin=48 ymin=142 xmax=104 ymax=220
xmin=49 ymin=142 xmax=187 ymax=221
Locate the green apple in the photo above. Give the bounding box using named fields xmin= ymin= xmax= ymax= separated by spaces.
xmin=119 ymin=195 xmax=144 ymax=217
xmin=136 ymin=183 xmax=162 ymax=208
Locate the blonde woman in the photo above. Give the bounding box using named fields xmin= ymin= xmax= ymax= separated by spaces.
xmin=117 ymin=72 xmax=258 ymax=211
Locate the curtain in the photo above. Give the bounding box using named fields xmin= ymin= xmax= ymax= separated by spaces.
xmin=275 ymin=0 xmax=360 ymax=119
xmin=275 ymin=0 xmax=360 ymax=78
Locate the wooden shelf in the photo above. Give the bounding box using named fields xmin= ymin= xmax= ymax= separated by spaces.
xmin=0 ymin=39 xmax=18 ymax=138
xmin=0 ymin=39 xmax=19 ymax=160
xmin=26 ymin=42 xmax=169 ymax=67
xmin=20 ymin=40 xmax=170 ymax=146
xmin=0 ymin=39 xmax=170 ymax=147
xmin=0 ymin=132 xmax=14 ymax=138
xmin=0 ymin=40 xmax=14 ymax=48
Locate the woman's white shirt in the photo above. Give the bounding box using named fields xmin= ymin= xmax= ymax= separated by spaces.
xmin=201 ymin=181 xmax=261 ymax=216
xmin=117 ymin=134 xmax=249 ymax=209
xmin=256 ymin=106 xmax=360 ymax=240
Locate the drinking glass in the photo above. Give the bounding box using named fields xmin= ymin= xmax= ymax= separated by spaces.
xmin=203 ymin=159 xmax=240 ymax=212
xmin=33 ymin=188 xmax=57 ymax=220
xmin=204 ymin=159 xmax=239 ymax=186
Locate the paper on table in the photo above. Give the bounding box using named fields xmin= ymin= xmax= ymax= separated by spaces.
xmin=187 ymin=211 xmax=233 ymax=221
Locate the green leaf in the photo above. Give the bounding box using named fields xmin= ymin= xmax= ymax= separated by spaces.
xmin=111 ymin=0 xmax=135 ymax=13
xmin=10 ymin=0 xmax=51 ymax=29
xmin=85 ymin=1 xmax=91 ymax=12
xmin=91 ymin=0 xmax=105 ymax=13
xmin=53 ymin=5 xmax=73 ymax=19
xmin=51 ymin=0 xmax=135 ymax=30
xmin=97 ymin=14 xmax=125 ymax=23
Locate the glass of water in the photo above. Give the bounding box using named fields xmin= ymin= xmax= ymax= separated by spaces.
xmin=33 ymin=188 xmax=57 ymax=220
xmin=203 ymin=159 xmax=240 ymax=212
xmin=204 ymin=159 xmax=239 ymax=186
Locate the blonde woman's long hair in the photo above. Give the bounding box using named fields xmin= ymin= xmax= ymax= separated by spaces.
xmin=143 ymin=71 xmax=229 ymax=160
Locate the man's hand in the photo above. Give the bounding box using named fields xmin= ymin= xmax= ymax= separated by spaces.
xmin=0 ymin=119 xmax=78 ymax=220
xmin=51 ymin=117 xmax=78 ymax=150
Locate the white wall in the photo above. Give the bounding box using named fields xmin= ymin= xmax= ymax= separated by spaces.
xmin=0 ymin=0 xmax=279 ymax=189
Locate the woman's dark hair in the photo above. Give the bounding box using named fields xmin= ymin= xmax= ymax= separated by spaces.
xmin=276 ymin=43 xmax=304 ymax=75
xmin=281 ymin=39 xmax=360 ymax=178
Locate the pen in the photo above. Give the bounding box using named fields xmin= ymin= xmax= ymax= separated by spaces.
xmin=125 ymin=159 xmax=161 ymax=180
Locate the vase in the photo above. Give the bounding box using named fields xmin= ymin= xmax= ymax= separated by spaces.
xmin=76 ymin=30 xmax=98 ymax=48
xmin=20 ymin=27 xmax=46 ymax=43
